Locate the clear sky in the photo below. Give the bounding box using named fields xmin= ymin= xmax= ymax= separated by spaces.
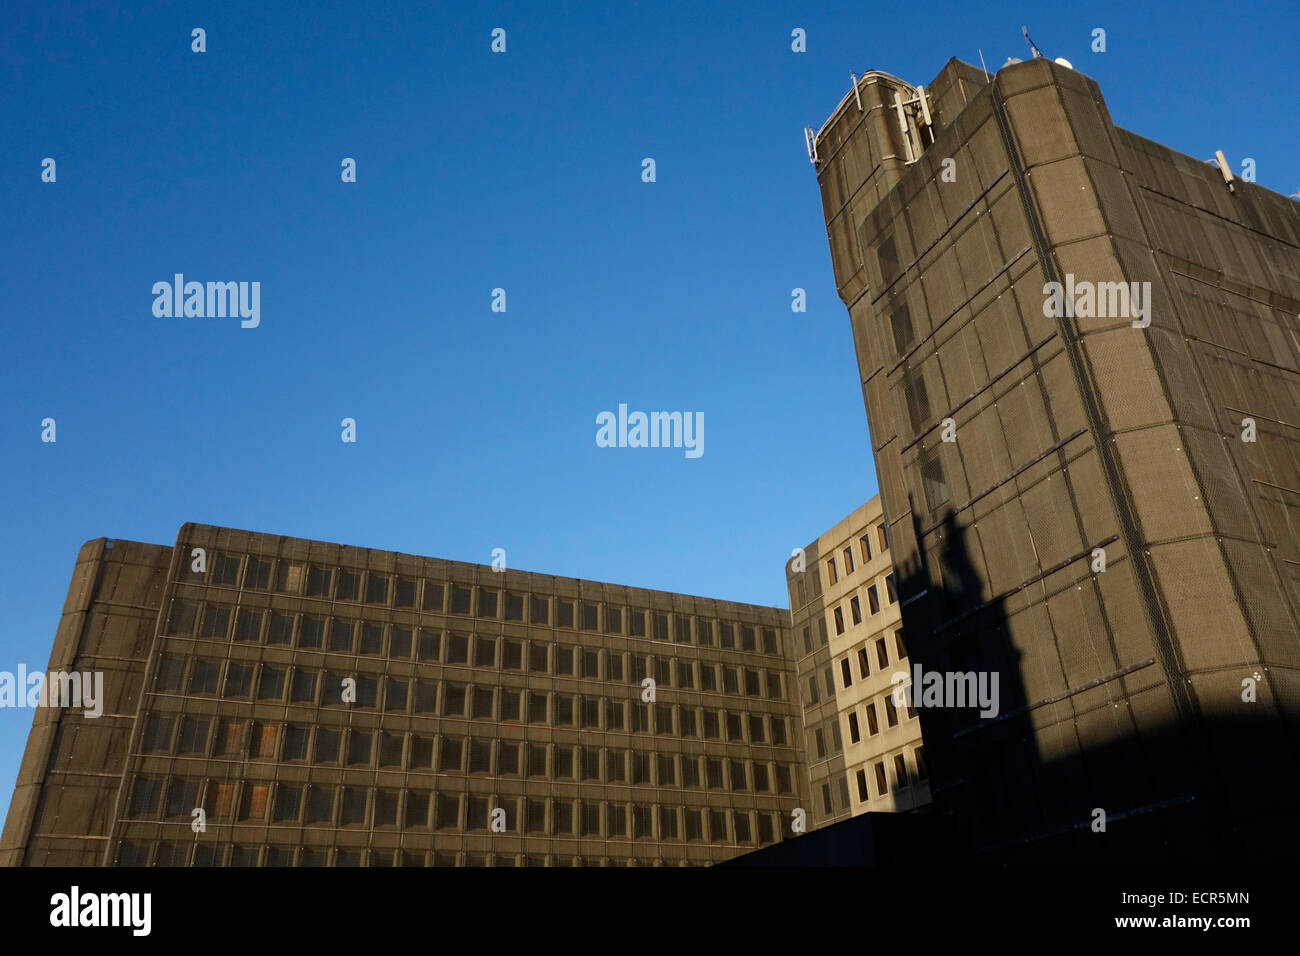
xmin=0 ymin=0 xmax=1295 ymax=827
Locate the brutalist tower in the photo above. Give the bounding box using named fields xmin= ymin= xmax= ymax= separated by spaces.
xmin=810 ymin=57 xmax=1300 ymax=862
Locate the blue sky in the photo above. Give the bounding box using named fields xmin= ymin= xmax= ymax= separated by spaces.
xmin=0 ymin=0 xmax=1295 ymax=824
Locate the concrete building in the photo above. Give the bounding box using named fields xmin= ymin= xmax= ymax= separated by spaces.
xmin=2 ymin=524 xmax=807 ymax=866
xmin=811 ymin=56 xmax=1300 ymax=862
xmin=785 ymin=497 xmax=929 ymax=830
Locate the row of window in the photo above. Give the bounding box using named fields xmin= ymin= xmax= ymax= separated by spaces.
xmin=804 ymin=630 xmax=907 ymax=706
xmin=139 ymin=716 xmax=797 ymax=788
xmin=809 ymin=692 xmax=917 ymax=764
xmin=152 ymin=656 xmax=792 ymax=731
xmin=187 ymin=553 xmax=781 ymax=651
xmin=167 ymin=607 xmax=788 ymax=698
xmin=126 ymin=779 xmax=790 ymax=844
xmin=829 ymin=575 xmax=898 ymax=635
xmin=116 ymin=844 xmax=725 ymax=867
xmin=815 ymin=746 xmax=927 ymax=817
xmin=824 ymin=524 xmax=889 ymax=586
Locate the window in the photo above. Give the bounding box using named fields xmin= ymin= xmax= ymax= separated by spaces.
xmin=696 ymin=660 xmax=717 ymax=691
xmin=730 ymin=760 xmax=747 ymax=791
xmin=395 ymin=577 xmax=417 ymax=608
xmin=364 ymin=573 xmax=388 ymax=605
xmin=705 ymin=758 xmax=723 ymax=789
xmin=502 ymin=639 xmax=522 ymax=670
xmin=504 ymin=591 xmax=524 ymax=621
xmin=843 ymin=546 xmax=854 ymax=574
xmin=856 ymin=768 xmax=869 ymax=802
xmin=815 ymin=729 xmax=826 ymax=759
xmin=826 ymin=557 xmax=838 ymax=585
xmin=723 ymin=667 xmax=739 ymax=695
xmin=679 ymin=708 xmax=697 ymax=737
xmin=878 ymin=525 xmax=889 ymax=551
xmin=405 ymin=792 xmax=430 ymax=828
xmin=744 ymin=668 xmax=761 ymax=696
xmin=450 ymin=584 xmax=472 ymax=615
xmin=848 ymin=712 xmax=861 ymax=744
xmin=696 ymin=619 xmax=714 ymax=645
xmin=840 ymin=659 xmax=852 ymax=688
xmin=335 ymin=569 xmax=360 ymax=601
xmin=709 ymin=809 xmax=728 ymax=843
xmin=748 ymin=714 xmax=765 ymax=743
xmin=915 ymin=746 xmax=928 ymax=780
xmin=833 ymin=607 xmax=845 ymax=635
xmin=529 ymin=642 xmax=549 ymax=673
xmin=142 ymin=715 xmax=173 ymax=752
xmin=606 ymin=750 xmax=625 ymax=782
xmin=894 ymin=753 xmax=909 ymax=788
xmin=657 ymin=753 xmax=676 ymax=786
xmin=850 ymin=596 xmax=862 ymax=625
xmin=327 ymin=619 xmax=353 ymax=652
xmin=581 ymin=602 xmax=599 ymax=631
xmin=422 ymin=581 xmax=445 ymax=612
xmin=820 ymin=783 xmax=833 ymax=815
xmin=807 ymin=676 xmax=820 ymax=705
xmin=474 ymin=637 xmax=495 ymax=668
xmin=556 ymin=599 xmax=575 ymax=628
xmin=385 ymin=678 xmax=409 ymax=712
xmin=652 ymin=613 xmax=669 ymax=640
xmin=446 ymin=632 xmax=469 ymax=664
xmin=528 ymin=691 xmax=548 ymax=724
xmin=266 ymin=612 xmax=294 ymax=645
xmin=896 ymin=629 xmax=907 ymax=659
xmin=233 ymin=608 xmax=261 ymax=642
xmin=741 ymin=625 xmax=756 ymax=651
xmin=726 ymin=712 xmax=743 ymax=741
xmin=417 ymin=628 xmax=440 ymax=662
xmin=655 ymin=706 xmax=673 ymax=735
xmin=766 ymin=671 xmax=783 ymax=699
xmin=771 ymin=717 xmax=787 ymax=745
xmin=530 ymin=595 xmax=549 ymax=624
xmin=674 ymin=615 xmax=692 ymax=643
xmin=886 ymin=573 xmax=898 ymax=603
xmin=306 ymin=786 xmax=336 ymax=825
xmin=874 ymin=760 xmax=889 ymax=796
xmin=281 ymin=724 xmax=307 ymax=761
xmin=604 ymin=606 xmax=622 ymax=635
xmin=477 ymin=588 xmax=498 ymax=619
xmin=867 ymin=585 xmax=880 ymax=615
xmin=884 ymin=694 xmax=899 ymax=727
xmin=468 ymin=739 xmax=491 ymax=773
xmin=865 ymin=700 xmax=879 ymax=735
xmin=876 ymin=637 xmax=889 ymax=669
xmin=189 ymin=659 xmax=220 ymax=695
xmin=605 ymin=700 xmax=624 ymax=731
xmin=860 ymin=534 xmax=872 ymax=563
xmin=628 ymin=609 xmax=645 ymax=637
xmin=682 ymin=757 xmax=700 ymax=788
xmin=718 ymin=622 xmax=734 ymax=649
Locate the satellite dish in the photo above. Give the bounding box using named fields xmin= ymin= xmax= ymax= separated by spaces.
xmin=1054 ymin=57 xmax=1073 ymax=69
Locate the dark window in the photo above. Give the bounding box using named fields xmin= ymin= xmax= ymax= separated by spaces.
xmin=890 ymin=299 xmax=915 ymax=355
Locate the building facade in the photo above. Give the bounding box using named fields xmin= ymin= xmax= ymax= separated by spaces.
xmin=812 ymin=56 xmax=1300 ymax=861
xmin=785 ymin=497 xmax=930 ymax=831
xmin=3 ymin=524 xmax=808 ymax=866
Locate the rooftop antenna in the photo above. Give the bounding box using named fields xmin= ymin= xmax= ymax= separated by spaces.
xmin=1022 ymin=25 xmax=1045 ymax=59
xmin=977 ymin=48 xmax=990 ymax=82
